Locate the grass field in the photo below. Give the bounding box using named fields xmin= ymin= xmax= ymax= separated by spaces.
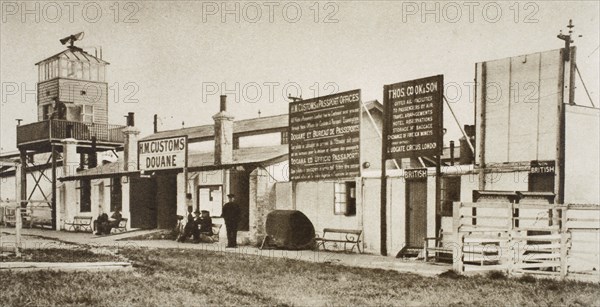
xmin=1 ymin=247 xmax=599 ymax=306
xmin=0 ymin=248 xmax=120 ymax=262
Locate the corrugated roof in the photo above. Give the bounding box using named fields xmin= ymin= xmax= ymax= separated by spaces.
xmin=141 ymin=114 xmax=288 ymax=141
xmin=36 ymin=48 xmax=110 ymax=65
xmin=188 ymin=145 xmax=288 ymax=169
xmin=140 ymin=100 xmax=383 ymax=142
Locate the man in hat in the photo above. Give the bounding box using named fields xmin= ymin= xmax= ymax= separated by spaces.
xmin=198 ymin=210 xmax=214 ymax=243
xmin=221 ymin=193 xmax=240 ymax=248
xmin=177 ymin=210 xmax=200 ymax=243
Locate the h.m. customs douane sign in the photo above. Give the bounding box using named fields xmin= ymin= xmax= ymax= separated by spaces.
xmin=384 ymin=75 xmax=443 ymax=160
xmin=289 ymin=90 xmax=361 ymax=181
xmin=138 ymin=136 xmax=188 ymax=171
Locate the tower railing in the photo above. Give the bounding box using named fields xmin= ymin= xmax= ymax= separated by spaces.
xmin=17 ymin=120 xmax=126 ymax=146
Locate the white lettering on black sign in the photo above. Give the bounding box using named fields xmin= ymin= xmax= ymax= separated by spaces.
xmin=384 ymin=75 xmax=443 ymax=159
xmin=289 ymin=90 xmax=361 ymax=181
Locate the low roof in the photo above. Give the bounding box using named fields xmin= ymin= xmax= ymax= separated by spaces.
xmin=140 ymin=100 xmax=383 ymax=142
xmin=141 ymin=114 xmax=288 ymax=142
xmin=187 ymin=145 xmax=288 ymax=171
xmin=59 ymin=145 xmax=288 ymax=181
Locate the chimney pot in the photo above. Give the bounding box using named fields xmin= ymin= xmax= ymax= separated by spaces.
xmin=220 ymin=95 xmax=227 ymax=112
xmin=126 ymin=112 xmax=135 ymax=127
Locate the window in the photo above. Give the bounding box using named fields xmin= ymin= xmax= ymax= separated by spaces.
xmin=79 ymin=179 xmax=91 ymax=212
xmin=110 ymin=177 xmax=122 ymax=212
xmin=82 ymin=105 xmax=93 ymax=123
xmin=440 ymin=177 xmax=461 ymax=216
xmin=67 ymin=61 xmax=75 ymax=78
xmin=82 ymin=62 xmax=89 ymax=80
xmin=281 ymin=131 xmax=289 ymax=144
xmin=233 ymin=137 xmax=239 ymax=150
xmin=334 ymin=181 xmax=356 ymax=216
xmin=59 ymin=59 xmax=67 ymax=77
xmin=90 ymin=64 xmax=98 ymax=81
xmin=42 ymin=104 xmax=52 ymax=120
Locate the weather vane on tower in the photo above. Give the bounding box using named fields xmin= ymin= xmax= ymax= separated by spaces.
xmin=59 ymin=32 xmax=85 ymax=49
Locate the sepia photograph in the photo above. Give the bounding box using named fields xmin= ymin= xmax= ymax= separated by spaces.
xmin=0 ymin=1 xmax=599 ymax=306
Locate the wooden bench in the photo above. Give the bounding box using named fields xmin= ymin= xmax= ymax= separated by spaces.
xmin=423 ymin=229 xmax=454 ymax=262
xmin=64 ymin=216 xmax=93 ymax=232
xmin=111 ymin=218 xmax=128 ymax=234
xmin=315 ymin=228 xmax=363 ymax=253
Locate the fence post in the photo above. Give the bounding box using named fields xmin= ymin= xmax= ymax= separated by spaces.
xmin=452 ymin=202 xmax=463 ymax=274
xmin=506 ymin=202 xmax=514 ymax=276
xmin=560 ymin=207 xmax=568 ymax=279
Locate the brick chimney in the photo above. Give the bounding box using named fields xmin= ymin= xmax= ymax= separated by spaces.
xmin=122 ymin=112 xmax=140 ymax=171
xmin=213 ymin=95 xmax=234 ymax=165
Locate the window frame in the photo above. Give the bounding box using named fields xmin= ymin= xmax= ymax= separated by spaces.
xmin=333 ymin=181 xmax=357 ymax=216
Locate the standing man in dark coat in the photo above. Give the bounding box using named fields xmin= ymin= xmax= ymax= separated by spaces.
xmin=221 ymin=193 xmax=240 ymax=248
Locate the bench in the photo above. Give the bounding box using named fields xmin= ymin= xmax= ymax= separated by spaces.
xmin=64 ymin=216 xmax=93 ymax=232
xmin=423 ymin=229 xmax=454 ymax=262
xmin=111 ymin=218 xmax=128 ymax=234
xmin=315 ymin=228 xmax=363 ymax=253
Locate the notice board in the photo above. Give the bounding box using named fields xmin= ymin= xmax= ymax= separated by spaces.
xmin=384 ymin=75 xmax=443 ymax=160
xmin=289 ymin=90 xmax=361 ymax=181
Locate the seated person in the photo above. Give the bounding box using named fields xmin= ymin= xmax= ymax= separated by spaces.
xmin=94 ymin=213 xmax=110 ymax=235
xmin=105 ymin=209 xmax=122 ymax=233
xmin=198 ymin=210 xmax=214 ymax=243
xmin=177 ymin=210 xmax=200 ymax=243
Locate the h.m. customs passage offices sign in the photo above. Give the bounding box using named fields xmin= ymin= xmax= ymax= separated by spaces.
xmin=138 ymin=136 xmax=188 ymax=171
xmin=289 ymin=90 xmax=361 ymax=181
xmin=384 ymin=75 xmax=443 ymax=159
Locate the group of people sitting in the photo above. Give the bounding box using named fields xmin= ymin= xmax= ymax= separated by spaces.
xmin=93 ymin=209 xmax=122 ymax=235
xmin=176 ymin=209 xmax=213 ymax=243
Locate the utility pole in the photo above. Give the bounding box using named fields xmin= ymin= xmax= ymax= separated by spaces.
xmin=288 ymin=94 xmax=302 ymax=211
xmin=555 ymin=19 xmax=579 ymax=205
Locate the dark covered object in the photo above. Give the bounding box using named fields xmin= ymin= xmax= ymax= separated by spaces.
xmin=265 ymin=210 xmax=315 ymax=250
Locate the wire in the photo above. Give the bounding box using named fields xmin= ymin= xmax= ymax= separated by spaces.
xmin=258 ymin=165 xmax=281 ymax=183
xmin=575 ymin=64 xmax=596 ymax=108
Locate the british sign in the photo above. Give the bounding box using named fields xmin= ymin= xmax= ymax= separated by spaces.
xmin=384 ymin=75 xmax=443 ymax=160
xmin=138 ymin=136 xmax=188 ymax=171
xmin=530 ymin=160 xmax=555 ymax=174
xmin=404 ymin=168 xmax=428 ymax=180
xmin=289 ymin=90 xmax=361 ymax=181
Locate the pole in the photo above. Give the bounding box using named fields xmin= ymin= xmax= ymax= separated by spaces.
xmin=436 ymin=75 xmax=444 ymax=241
xmin=380 ymin=85 xmax=389 ymax=256
xmin=14 ymin=161 xmax=22 ymax=257
xmin=51 ymin=145 xmax=57 ymax=230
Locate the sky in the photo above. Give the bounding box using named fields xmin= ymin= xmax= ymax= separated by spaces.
xmin=1 ymin=0 xmax=599 ymax=153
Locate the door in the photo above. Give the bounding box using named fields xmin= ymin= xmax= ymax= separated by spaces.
xmin=198 ymin=185 xmax=222 ymax=217
xmin=406 ymin=179 xmax=427 ymax=248
xmin=529 ymin=174 xmax=554 ymax=192
xmin=130 ymin=177 xmax=157 ymax=229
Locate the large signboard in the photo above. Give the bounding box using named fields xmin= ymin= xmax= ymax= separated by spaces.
xmin=289 ymin=90 xmax=361 ymax=181
xmin=384 ymin=75 xmax=443 ymax=159
xmin=138 ymin=136 xmax=188 ymax=171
